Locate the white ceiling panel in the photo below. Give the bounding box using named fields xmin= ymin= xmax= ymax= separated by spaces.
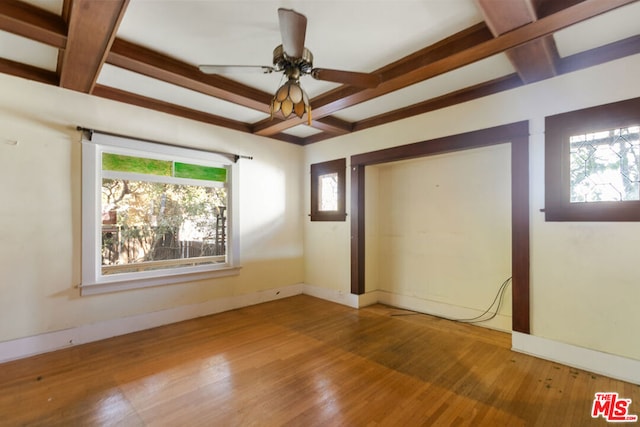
xmin=115 ymin=0 xmax=484 ymax=96
xmin=21 ymin=0 xmax=63 ymax=15
xmin=554 ymin=2 xmax=640 ymax=58
xmin=0 ymin=31 xmax=58 ymax=71
xmin=334 ymin=53 xmax=516 ymax=122
xmin=97 ymin=64 xmax=270 ymax=123
xmin=281 ymin=124 xmax=323 ymax=138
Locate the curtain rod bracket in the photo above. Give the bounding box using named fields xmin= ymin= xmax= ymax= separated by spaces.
xmin=77 ymin=126 xmax=93 ymax=141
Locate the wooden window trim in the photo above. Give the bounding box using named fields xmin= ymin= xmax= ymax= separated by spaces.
xmin=545 ymin=97 xmax=640 ymax=221
xmin=310 ymin=158 xmax=347 ymax=221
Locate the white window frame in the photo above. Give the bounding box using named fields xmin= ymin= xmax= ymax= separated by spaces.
xmin=81 ymin=132 xmax=240 ymax=295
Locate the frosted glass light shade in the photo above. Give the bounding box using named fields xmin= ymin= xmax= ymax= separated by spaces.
xmin=270 ymin=78 xmax=312 ymax=124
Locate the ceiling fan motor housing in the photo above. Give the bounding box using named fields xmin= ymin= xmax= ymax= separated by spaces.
xmin=273 ymin=44 xmax=314 ymax=77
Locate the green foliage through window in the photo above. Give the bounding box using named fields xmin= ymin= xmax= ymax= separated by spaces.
xmin=101 ymin=178 xmax=227 ymax=274
xmin=102 ymin=153 xmax=227 ymax=182
xmin=101 ymin=152 xmax=229 ymax=275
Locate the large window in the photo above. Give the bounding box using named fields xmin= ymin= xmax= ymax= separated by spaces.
xmin=545 ymin=97 xmax=640 ymax=221
xmin=82 ymin=133 xmax=239 ymax=295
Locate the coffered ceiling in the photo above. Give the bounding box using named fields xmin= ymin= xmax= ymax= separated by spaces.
xmin=1 ymin=0 xmax=639 ymax=145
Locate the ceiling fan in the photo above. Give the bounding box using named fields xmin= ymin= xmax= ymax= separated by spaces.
xmin=198 ymin=8 xmax=381 ymax=124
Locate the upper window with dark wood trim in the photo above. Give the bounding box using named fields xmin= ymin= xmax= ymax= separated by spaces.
xmin=310 ymin=158 xmax=346 ymax=221
xmin=545 ymin=97 xmax=640 ymax=221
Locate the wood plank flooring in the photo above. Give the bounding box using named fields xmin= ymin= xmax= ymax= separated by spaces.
xmin=0 ymin=295 xmax=638 ymax=426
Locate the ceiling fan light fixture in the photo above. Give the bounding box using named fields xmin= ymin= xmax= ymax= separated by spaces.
xmin=199 ymin=9 xmax=379 ymax=129
xmin=270 ymin=78 xmax=312 ymax=125
xmin=289 ymin=84 xmax=303 ymax=103
xmin=281 ymin=99 xmax=294 ymax=117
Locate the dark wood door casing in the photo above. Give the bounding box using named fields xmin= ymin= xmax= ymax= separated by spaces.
xmin=350 ymin=121 xmax=530 ymax=333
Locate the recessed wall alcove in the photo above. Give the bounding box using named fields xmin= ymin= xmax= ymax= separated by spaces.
xmin=350 ymin=121 xmax=530 ymax=333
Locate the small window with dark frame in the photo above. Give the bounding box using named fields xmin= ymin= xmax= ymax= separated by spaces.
xmin=310 ymin=158 xmax=346 ymax=221
xmin=545 ymin=97 xmax=640 ymax=221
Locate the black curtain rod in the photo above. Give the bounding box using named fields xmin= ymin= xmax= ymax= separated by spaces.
xmin=77 ymin=126 xmax=253 ymax=163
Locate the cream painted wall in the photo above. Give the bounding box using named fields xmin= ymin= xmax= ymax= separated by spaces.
xmin=304 ymin=53 xmax=640 ymax=361
xmin=0 ymin=73 xmax=304 ymax=343
xmin=2 ymin=53 xmax=640 ymax=364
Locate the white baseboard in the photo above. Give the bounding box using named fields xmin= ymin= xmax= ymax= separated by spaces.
xmin=0 ymin=284 xmax=303 ymax=364
xmin=372 ymin=290 xmax=512 ymax=332
xmin=512 ymin=332 xmax=640 ymax=386
xmin=4 ymin=285 xmax=639 ymax=388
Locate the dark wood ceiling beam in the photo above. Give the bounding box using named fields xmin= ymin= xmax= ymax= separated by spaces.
xmin=251 ymin=116 xmax=304 ymax=135
xmin=310 ymin=116 xmax=353 ymax=135
xmin=59 ymin=0 xmax=128 ymax=93
xmin=302 ymin=133 xmax=336 ymax=145
xmin=377 ymin=23 xmax=494 ymax=83
xmin=268 ymin=133 xmax=305 ymax=145
xmin=476 ymin=0 xmax=536 ymax=34
xmin=107 ymin=39 xmax=274 ymax=114
xmin=504 ymin=37 xmax=559 ymax=83
xmin=533 ymin=0 xmax=587 ymax=18
xmin=61 ymin=0 xmax=72 ymax=23
xmin=0 ymin=0 xmax=67 ymax=48
xmin=56 ymin=0 xmax=73 ymax=74
xmin=476 ymin=0 xmax=558 ymax=84
xmin=256 ymin=0 xmax=634 ymax=137
xmin=0 ymin=56 xmax=59 ymax=85
xmin=93 ymin=84 xmax=252 ymax=133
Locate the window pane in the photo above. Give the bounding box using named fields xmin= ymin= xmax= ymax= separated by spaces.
xmin=101 ymin=178 xmax=227 ymax=275
xmin=569 ymin=126 xmax=640 ymax=203
xmin=174 ymin=162 xmax=227 ymax=182
xmin=318 ymin=172 xmax=338 ymax=211
xmin=103 ymin=153 xmax=227 ymax=183
xmin=103 ymin=153 xmax=172 ymax=176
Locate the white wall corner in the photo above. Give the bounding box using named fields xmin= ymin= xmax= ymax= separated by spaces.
xmin=302 ymin=283 xmax=359 ymax=308
xmin=512 ymin=332 xmax=640 ymax=386
xmin=0 ymin=283 xmax=304 ymax=364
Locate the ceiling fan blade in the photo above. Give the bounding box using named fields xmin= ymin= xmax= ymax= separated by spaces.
xmin=311 ymin=68 xmax=381 ymax=88
xmin=199 ymin=65 xmax=274 ymax=74
xmin=278 ymin=8 xmax=307 ymax=58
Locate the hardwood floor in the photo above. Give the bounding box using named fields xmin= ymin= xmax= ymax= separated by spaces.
xmin=0 ymin=295 xmax=637 ymax=426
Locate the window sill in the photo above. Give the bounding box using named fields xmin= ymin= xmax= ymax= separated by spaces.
xmin=310 ymin=212 xmax=347 ymax=222
xmin=80 ymin=266 xmax=241 ymax=296
xmin=545 ymin=201 xmax=640 ymax=222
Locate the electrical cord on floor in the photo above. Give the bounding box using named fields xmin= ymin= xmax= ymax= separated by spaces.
xmin=390 ymin=276 xmax=512 ymax=324
xmin=451 ymin=276 xmax=511 ymax=324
